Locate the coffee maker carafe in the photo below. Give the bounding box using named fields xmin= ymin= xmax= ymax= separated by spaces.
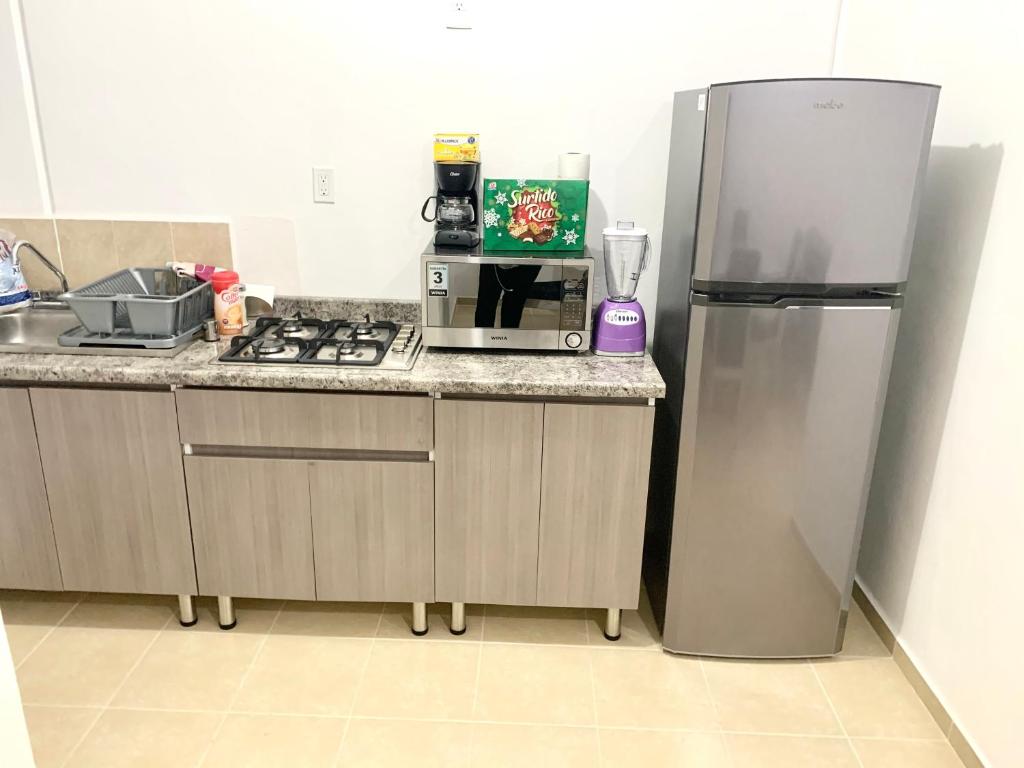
xmin=422 ymin=161 xmax=480 ymax=248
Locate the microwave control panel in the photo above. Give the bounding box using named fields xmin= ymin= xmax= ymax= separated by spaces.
xmin=560 ymin=265 xmax=590 ymax=331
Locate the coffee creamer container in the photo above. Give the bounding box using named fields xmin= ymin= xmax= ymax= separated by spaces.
xmin=212 ymin=270 xmax=245 ymax=336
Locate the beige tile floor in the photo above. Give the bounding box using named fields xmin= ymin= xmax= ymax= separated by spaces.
xmin=2 ymin=588 xmax=966 ymax=767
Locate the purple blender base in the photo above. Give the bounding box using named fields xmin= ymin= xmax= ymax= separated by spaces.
xmin=592 ymin=298 xmax=646 ymax=356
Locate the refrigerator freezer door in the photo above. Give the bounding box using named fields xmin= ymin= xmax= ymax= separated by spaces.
xmin=694 ymin=79 xmax=938 ymax=288
xmin=663 ymin=298 xmax=899 ymax=657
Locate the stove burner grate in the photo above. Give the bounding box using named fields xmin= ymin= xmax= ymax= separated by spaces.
xmin=302 ymin=338 xmax=387 ymax=366
xmin=218 ymin=314 xmax=414 ymax=368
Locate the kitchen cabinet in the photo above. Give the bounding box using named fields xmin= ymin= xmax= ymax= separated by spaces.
xmin=6 ymin=379 xmax=655 ymax=621
xmin=435 ymin=399 xmax=544 ymax=605
xmin=29 ymin=388 xmax=196 ymax=594
xmin=310 ymin=461 xmax=433 ymax=602
xmin=536 ymin=403 xmax=654 ymax=608
xmin=0 ymin=388 xmax=62 ymax=590
xmin=185 ymin=456 xmax=315 ymax=600
xmin=434 ymin=398 xmax=655 ymax=613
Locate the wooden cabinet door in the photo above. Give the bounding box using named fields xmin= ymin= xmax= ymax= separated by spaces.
xmin=435 ymin=399 xmax=543 ymax=605
xmin=310 ymin=461 xmax=433 ymax=602
xmin=185 ymin=456 xmax=314 ymax=600
xmin=537 ymin=403 xmax=654 ymax=608
xmin=0 ymin=389 xmax=62 ymax=590
xmin=30 ymin=388 xmax=196 ymax=594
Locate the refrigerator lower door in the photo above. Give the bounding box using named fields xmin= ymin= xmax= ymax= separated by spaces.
xmin=663 ymin=297 xmax=900 ymax=657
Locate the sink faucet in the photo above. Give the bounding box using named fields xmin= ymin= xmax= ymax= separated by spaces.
xmin=12 ymin=240 xmax=70 ymax=296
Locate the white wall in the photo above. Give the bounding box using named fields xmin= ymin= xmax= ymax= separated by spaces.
xmin=0 ymin=610 xmax=35 ymax=767
xmin=838 ymin=2 xmax=1024 ymax=766
xmin=0 ymin=0 xmax=45 ymax=216
xmin=5 ymin=0 xmax=841 ymax=309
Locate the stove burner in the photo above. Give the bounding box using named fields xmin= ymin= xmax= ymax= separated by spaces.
xmin=336 ymin=342 xmax=357 ymax=356
xmin=352 ymin=323 xmax=374 ymax=336
xmin=279 ymin=318 xmax=305 ymax=334
xmin=254 ymin=337 xmax=287 ymax=353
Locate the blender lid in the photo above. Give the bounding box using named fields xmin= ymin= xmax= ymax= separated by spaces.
xmin=602 ymin=220 xmax=647 ymax=238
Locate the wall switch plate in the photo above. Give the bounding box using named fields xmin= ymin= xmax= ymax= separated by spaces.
xmin=446 ymin=1 xmax=472 ymax=30
xmin=313 ymin=167 xmax=334 ymax=204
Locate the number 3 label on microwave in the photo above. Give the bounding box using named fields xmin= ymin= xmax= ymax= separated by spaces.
xmin=427 ymin=263 xmax=448 ymax=297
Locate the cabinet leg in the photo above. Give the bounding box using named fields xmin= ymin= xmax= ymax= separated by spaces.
xmin=177 ymin=595 xmax=197 ymax=627
xmin=450 ymin=602 xmax=466 ymax=636
xmin=217 ymin=596 xmax=236 ymax=630
xmin=411 ymin=602 xmax=428 ymax=636
xmin=604 ymin=608 xmax=621 ymax=641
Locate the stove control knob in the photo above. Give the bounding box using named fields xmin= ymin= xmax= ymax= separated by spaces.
xmin=394 ymin=344 xmax=406 ymax=354
xmin=565 ymin=332 xmax=583 ymax=349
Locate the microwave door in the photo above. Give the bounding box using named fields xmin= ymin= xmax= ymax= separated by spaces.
xmin=430 ymin=263 xmax=563 ymax=330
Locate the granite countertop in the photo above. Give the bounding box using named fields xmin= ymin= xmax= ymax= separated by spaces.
xmin=0 ymin=343 xmax=664 ymax=398
xmin=0 ymin=298 xmax=665 ymax=399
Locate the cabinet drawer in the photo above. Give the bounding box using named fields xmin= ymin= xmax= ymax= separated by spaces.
xmin=176 ymin=389 xmax=432 ymax=452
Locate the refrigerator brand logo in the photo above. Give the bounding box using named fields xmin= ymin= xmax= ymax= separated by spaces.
xmin=813 ymin=99 xmax=844 ymax=110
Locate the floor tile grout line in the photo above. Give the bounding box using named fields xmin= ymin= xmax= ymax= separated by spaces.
xmin=20 ymin=699 xmax=966 ymax=740
xmin=468 ymin=627 xmax=484 ymax=720
xmin=809 ymin=659 xmax=865 ymax=768
xmin=697 ymin=658 xmax=733 ymax=764
xmin=582 ymin=609 xmax=604 ymax=765
xmin=12 ymin=591 xmax=85 ymax=671
xmin=47 ymin=706 xmax=104 ymax=768
xmin=100 ymin=612 xmax=177 ymax=707
xmin=365 ymin=634 xmax=661 ymax=651
xmin=57 ymin=607 xmax=175 ymax=768
xmin=584 ymin=642 xmax=604 ymax=764
xmin=696 ymin=659 xmax=724 ymax=734
xmin=193 ymin=602 xmax=285 ymax=768
xmin=330 ymin=604 xmax=384 ymax=765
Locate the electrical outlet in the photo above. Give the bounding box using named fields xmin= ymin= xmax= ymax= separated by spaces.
xmin=446 ymin=0 xmax=472 ymax=30
xmin=313 ymin=167 xmax=334 ymax=204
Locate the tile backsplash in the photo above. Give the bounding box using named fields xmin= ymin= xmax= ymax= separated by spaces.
xmin=0 ymin=218 xmax=233 ymax=292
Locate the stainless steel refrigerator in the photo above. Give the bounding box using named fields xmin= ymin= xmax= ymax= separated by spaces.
xmin=646 ymin=79 xmax=939 ymax=658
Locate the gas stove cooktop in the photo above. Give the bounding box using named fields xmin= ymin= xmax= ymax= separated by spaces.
xmin=219 ymin=313 xmax=422 ymax=370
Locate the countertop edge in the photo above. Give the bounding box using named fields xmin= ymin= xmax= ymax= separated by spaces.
xmin=0 ymin=347 xmax=666 ymax=400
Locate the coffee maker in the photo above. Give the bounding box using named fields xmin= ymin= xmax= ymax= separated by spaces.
xmin=421 ymin=161 xmax=480 ymax=248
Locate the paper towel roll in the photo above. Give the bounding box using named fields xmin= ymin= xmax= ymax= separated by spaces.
xmin=558 ymin=152 xmax=591 ymax=180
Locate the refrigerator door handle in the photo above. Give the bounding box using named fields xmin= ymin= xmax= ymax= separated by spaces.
xmin=693 ymin=294 xmax=903 ymax=309
xmin=774 ymin=296 xmax=902 ymax=309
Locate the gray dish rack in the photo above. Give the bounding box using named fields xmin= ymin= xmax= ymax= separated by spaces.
xmin=60 ymin=268 xmax=213 ymax=337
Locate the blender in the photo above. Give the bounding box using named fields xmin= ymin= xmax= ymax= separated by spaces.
xmin=592 ymin=220 xmax=650 ymax=356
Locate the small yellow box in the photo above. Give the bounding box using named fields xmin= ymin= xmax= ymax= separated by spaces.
xmin=433 ymin=133 xmax=480 ymax=162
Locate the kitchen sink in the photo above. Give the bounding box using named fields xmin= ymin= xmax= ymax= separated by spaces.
xmin=0 ymin=304 xmax=198 ymax=357
xmin=0 ymin=305 xmax=80 ymax=353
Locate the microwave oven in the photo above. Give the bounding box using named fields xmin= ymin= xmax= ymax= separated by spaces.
xmin=420 ymin=251 xmax=594 ymax=351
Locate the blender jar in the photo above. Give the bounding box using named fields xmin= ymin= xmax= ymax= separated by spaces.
xmin=602 ymin=221 xmax=650 ymax=301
